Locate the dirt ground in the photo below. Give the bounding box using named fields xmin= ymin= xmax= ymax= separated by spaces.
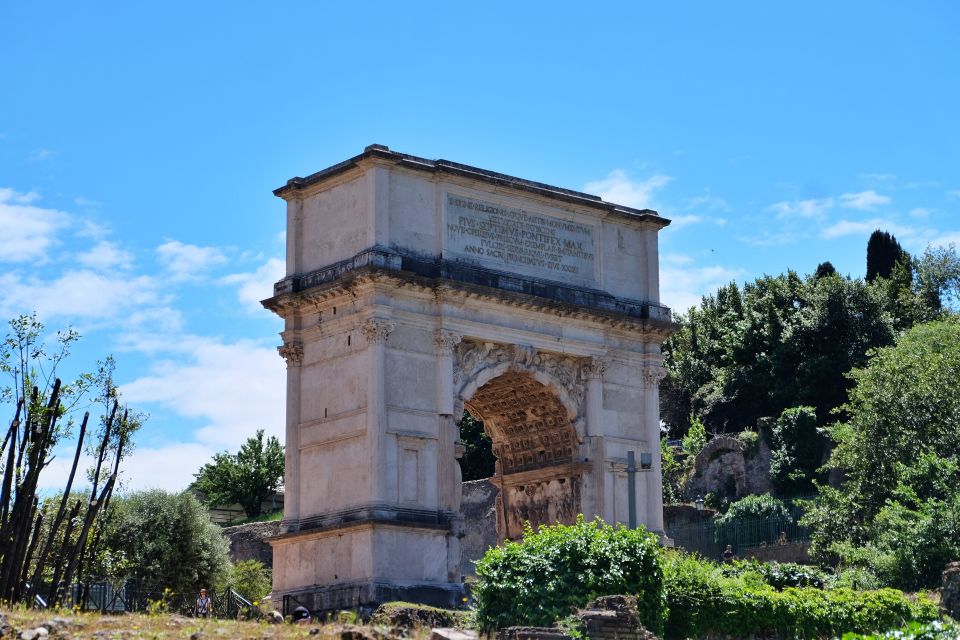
xmin=0 ymin=607 xmax=434 ymax=640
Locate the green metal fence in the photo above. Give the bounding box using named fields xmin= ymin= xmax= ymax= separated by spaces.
xmin=666 ymin=512 xmax=811 ymax=561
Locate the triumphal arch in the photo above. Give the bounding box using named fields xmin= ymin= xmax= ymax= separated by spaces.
xmin=262 ymin=145 xmax=673 ymax=611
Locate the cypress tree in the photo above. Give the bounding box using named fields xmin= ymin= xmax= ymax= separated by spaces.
xmin=866 ymin=229 xmax=905 ymax=282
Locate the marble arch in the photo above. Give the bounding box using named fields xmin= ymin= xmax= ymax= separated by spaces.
xmin=263 ymin=145 xmax=674 ymax=613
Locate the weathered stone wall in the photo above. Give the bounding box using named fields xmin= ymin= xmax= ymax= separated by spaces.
xmin=460 ymin=479 xmax=499 ymax=576
xmin=222 ymin=520 xmax=282 ymax=568
xmin=941 ymin=560 xmax=960 ymax=619
xmin=663 ymin=503 xmax=716 ymax=530
xmin=684 ymin=434 xmax=772 ymax=501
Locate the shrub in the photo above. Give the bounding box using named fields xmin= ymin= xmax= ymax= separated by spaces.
xmin=229 ymin=559 xmax=271 ymax=601
xmin=104 ymin=490 xmax=232 ymax=595
xmin=843 ymin=620 xmax=960 ymax=640
xmin=738 ymin=429 xmax=761 ymax=456
xmin=662 ymin=551 xmax=937 ymax=640
xmin=682 ymin=415 xmax=707 ymax=457
xmin=717 ymin=494 xmax=793 ymax=524
xmin=473 ymin=517 xmax=666 ymax=633
xmin=721 ymin=560 xmax=828 ymax=590
xmin=831 ymin=566 xmax=883 ymax=591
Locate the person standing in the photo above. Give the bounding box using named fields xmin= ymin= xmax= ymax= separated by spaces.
xmin=722 ymin=545 xmax=735 ymax=563
xmin=195 ymin=588 xmax=212 ymax=618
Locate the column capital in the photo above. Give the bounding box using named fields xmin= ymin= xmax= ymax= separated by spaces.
xmin=640 ymin=364 xmax=667 ymax=388
xmin=277 ymin=341 xmax=304 ymax=367
xmin=582 ymin=356 xmax=609 ymax=380
xmin=361 ymin=318 xmax=396 ymax=344
xmin=434 ymin=329 xmax=463 ymax=354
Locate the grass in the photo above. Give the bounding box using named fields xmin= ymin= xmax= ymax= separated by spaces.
xmin=221 ymin=511 xmax=284 ymax=527
xmin=0 ymin=606 xmax=436 ymax=639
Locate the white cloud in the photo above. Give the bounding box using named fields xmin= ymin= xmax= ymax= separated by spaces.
xmin=668 ymin=214 xmax=703 ymax=229
xmin=583 ymin=170 xmax=672 ymax=209
xmin=930 ymin=232 xmax=960 ymax=249
xmin=220 ymin=258 xmax=285 ymax=311
xmin=119 ymin=443 xmax=217 ymax=491
xmin=660 ymin=257 xmax=744 ymax=314
xmin=120 ymin=335 xmax=285 ymax=450
xmin=948 ymin=190 xmax=960 ymax=199
xmin=687 ymin=195 xmax=731 ymax=212
xmin=770 ymin=197 xmax=833 ymax=219
xmin=156 ymin=240 xmax=228 ymax=282
xmin=78 ymin=240 xmax=134 ymax=270
xmin=40 ymin=442 xmax=216 ymax=492
xmin=770 ymin=190 xmax=890 ymax=220
xmin=28 ymin=148 xmax=57 ymax=162
xmin=819 ymin=218 xmax=936 ymax=247
xmin=74 ymin=196 xmax=102 ymax=208
xmin=860 ymin=173 xmax=896 ymax=183
xmin=0 ymin=269 xmax=161 ymax=320
xmin=910 ymin=208 xmax=931 ymax=219
xmin=838 ymin=190 xmax=891 ymax=210
xmin=0 ymin=188 xmax=70 ymax=262
xmin=662 ymin=253 xmax=694 ymax=266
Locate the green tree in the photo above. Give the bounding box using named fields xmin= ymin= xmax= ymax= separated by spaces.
xmin=229 ymin=559 xmax=272 ymax=601
xmin=769 ymin=406 xmax=823 ymax=496
xmin=866 ymin=229 xmax=906 ymax=283
xmin=194 ymin=429 xmax=284 ymax=518
xmin=803 ymin=319 xmax=960 ymax=587
xmin=103 ymin=489 xmax=231 ymax=594
xmin=814 ymin=261 xmax=837 ymax=279
xmin=457 ymin=412 xmax=495 ymax=481
xmin=829 ymin=318 xmax=960 ymax=513
xmin=661 ymin=436 xmax=683 ymax=504
xmin=681 ymin=414 xmax=707 ymax=457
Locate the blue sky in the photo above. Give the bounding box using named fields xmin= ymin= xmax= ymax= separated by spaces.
xmin=2 ymin=2 xmax=958 ymax=491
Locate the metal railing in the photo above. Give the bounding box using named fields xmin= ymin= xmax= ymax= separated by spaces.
xmin=29 ymin=581 xmax=260 ymax=619
xmin=667 ymin=512 xmax=811 ymax=561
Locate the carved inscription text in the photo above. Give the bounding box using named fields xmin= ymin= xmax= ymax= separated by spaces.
xmin=445 ymin=194 xmax=597 ymax=284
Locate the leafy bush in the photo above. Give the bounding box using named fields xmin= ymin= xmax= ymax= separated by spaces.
xmin=660 ymin=436 xmax=684 ymax=504
xmin=715 ymin=494 xmax=794 ymax=548
xmin=810 ymin=455 xmax=960 ymax=590
xmin=720 ymin=560 xmax=827 ymax=590
xmin=682 ymin=414 xmax=707 ymax=457
xmin=831 ymin=566 xmax=883 ymax=591
xmin=104 ymin=490 xmax=232 ymax=595
xmin=737 ymin=429 xmax=761 ymax=456
xmin=473 ymin=517 xmax=666 ymax=633
xmin=663 ymin=551 xmax=937 ymax=640
xmin=842 ymin=620 xmax=960 ymax=640
xmin=229 ymin=559 xmax=271 ymax=601
xmin=717 ymin=494 xmax=793 ymax=524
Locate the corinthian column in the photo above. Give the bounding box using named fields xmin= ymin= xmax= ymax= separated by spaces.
xmin=434 ymin=329 xmax=462 ymax=513
xmin=641 ymin=362 xmax=667 ymax=534
xmin=582 ymin=356 xmax=608 ymax=520
xmin=278 ymin=340 xmax=304 ymax=532
xmin=362 ymin=318 xmax=395 ymax=505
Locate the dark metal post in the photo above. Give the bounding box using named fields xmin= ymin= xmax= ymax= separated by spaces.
xmin=627 ymin=450 xmax=637 ymax=529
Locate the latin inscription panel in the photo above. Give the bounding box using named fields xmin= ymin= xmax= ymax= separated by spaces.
xmin=445 ymin=194 xmax=597 ymax=285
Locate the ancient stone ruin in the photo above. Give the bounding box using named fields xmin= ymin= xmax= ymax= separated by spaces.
xmin=262 ymin=145 xmax=673 ymax=611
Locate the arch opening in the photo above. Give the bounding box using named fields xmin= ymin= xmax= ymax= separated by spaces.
xmin=462 ymin=371 xmax=584 ymax=541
